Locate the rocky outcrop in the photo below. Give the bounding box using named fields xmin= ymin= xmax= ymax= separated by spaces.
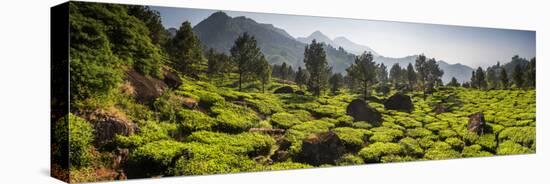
xmin=294 ymin=90 xmax=305 ymax=95
xmin=274 ymin=86 xmax=294 ymax=94
xmin=298 ymin=131 xmax=345 ymax=166
xmin=346 ymin=99 xmax=382 ymax=126
xmin=84 ymin=109 xmax=139 ymax=145
xmin=365 ymin=96 xmax=385 ymax=104
xmin=468 ymin=112 xmax=486 ymax=135
xmin=126 ymin=69 xmax=168 ymax=105
xmin=384 ymin=93 xmax=414 ymax=112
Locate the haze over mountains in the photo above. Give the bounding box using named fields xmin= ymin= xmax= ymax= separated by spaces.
xmin=190 ymin=11 xmax=478 ymax=83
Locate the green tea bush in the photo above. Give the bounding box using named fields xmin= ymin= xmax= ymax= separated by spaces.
xmin=177 ymin=109 xmax=217 ymax=134
xmin=153 ymin=90 xmax=184 ymax=123
xmin=496 ymin=141 xmax=533 ymax=155
xmin=332 ymin=127 xmax=370 ymax=151
xmin=288 ymin=110 xmax=314 ymax=122
xmin=498 ymin=127 xmax=536 ymax=147
xmin=285 ymin=120 xmax=335 ymax=155
xmin=335 ymin=154 xmax=365 ymax=166
xmin=477 ymin=134 xmax=497 ymax=152
xmin=187 ymin=131 xmax=275 ymax=156
xmin=406 ymin=128 xmax=433 ymax=138
xmin=169 ymin=143 xmax=260 ymax=176
xmin=462 ymin=145 xmax=493 ymax=157
xmin=246 ymin=93 xmax=284 ymax=115
xmin=369 ymin=127 xmax=404 ymax=143
xmin=266 ymin=162 xmax=313 ymax=170
xmin=352 ymin=121 xmax=374 ymax=129
xmin=115 ymin=121 xmax=176 ymax=149
xmin=128 ymin=140 xmax=188 ymax=176
xmin=271 ymin=112 xmax=302 ymax=129
xmin=424 ymin=142 xmax=460 ymax=160
xmin=211 ymin=102 xmax=261 ymax=133
xmin=358 ymin=142 xmax=403 ymax=163
xmin=444 ymin=137 xmax=464 ymax=150
xmin=399 ymin=137 xmax=424 ymax=157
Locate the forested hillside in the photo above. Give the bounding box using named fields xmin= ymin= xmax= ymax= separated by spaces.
xmin=51 ymin=2 xmax=536 ymax=183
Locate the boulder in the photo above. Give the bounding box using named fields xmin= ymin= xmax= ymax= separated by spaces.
xmin=346 ymin=99 xmax=382 ymax=126
xmin=162 ymin=69 xmax=182 ymax=88
xmin=85 ymin=109 xmax=139 ymax=145
xmin=468 ymin=112 xmax=486 ymax=134
xmin=295 ymin=90 xmax=305 ymax=95
xmin=182 ymin=97 xmax=198 ymax=109
xmin=274 ymin=86 xmax=294 ymax=94
xmin=126 ymin=69 xmax=168 ymax=105
xmin=384 ymin=93 xmax=414 ymax=112
xmin=270 ymin=150 xmax=290 ymax=162
xmin=298 ymin=131 xmax=345 ymax=166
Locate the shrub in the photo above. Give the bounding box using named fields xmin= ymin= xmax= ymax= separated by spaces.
xmin=115 ymin=121 xmax=176 ymax=149
xmin=496 ymin=140 xmax=533 ymax=155
xmin=477 ymin=134 xmax=497 ymax=152
xmin=358 ymin=142 xmax=403 ymax=163
xmin=285 ymin=120 xmax=335 ymax=155
xmin=128 ymin=140 xmax=188 ymax=176
xmin=55 ymin=114 xmax=95 ymax=169
xmin=424 ymin=142 xmax=460 ymax=160
xmin=406 ymin=128 xmax=433 ymax=138
xmin=288 ymin=110 xmax=314 ymax=122
xmin=266 ymin=162 xmax=313 ymax=170
xmin=153 ymin=90 xmax=184 ymax=123
xmin=369 ymin=127 xmax=404 ymax=142
xmin=399 ymin=137 xmax=424 ymax=157
xmin=444 ymin=137 xmax=464 ymax=150
xmin=462 ymin=145 xmax=493 ymax=157
xmin=336 ymin=154 xmax=365 ymax=166
xmin=332 ymin=127 xmax=370 ymax=151
xmin=177 ymin=109 xmax=217 ymax=134
xmin=498 ymin=127 xmax=535 ymax=147
xmin=271 ymin=112 xmax=301 ymax=129
xmin=169 ymin=143 xmax=260 ymax=176
xmin=187 ymin=131 xmax=275 ymax=156
xmin=211 ymin=102 xmax=261 ymax=133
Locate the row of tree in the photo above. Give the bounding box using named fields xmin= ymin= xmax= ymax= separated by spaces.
xmin=447 ymin=56 xmax=536 ymax=90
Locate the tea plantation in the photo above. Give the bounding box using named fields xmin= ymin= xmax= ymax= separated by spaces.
xmin=63 ymin=77 xmax=535 ymax=182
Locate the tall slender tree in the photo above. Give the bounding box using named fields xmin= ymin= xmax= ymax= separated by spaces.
xmin=304 ymin=40 xmax=331 ymax=96
xmin=230 ymin=32 xmax=264 ymax=91
xmin=168 ymin=21 xmax=204 ymax=78
xmin=257 ymin=56 xmax=271 ymax=93
xmin=389 ymin=63 xmax=402 ymax=86
xmin=500 ymin=68 xmax=509 ymax=89
xmin=513 ymin=64 xmax=524 ymax=88
xmin=295 ymin=66 xmax=309 ymax=90
xmin=347 ymin=52 xmax=377 ymax=100
xmin=406 ymin=63 xmax=417 ymax=88
xmin=329 ymin=73 xmax=344 ymax=95
xmin=475 ymin=67 xmax=487 ymax=89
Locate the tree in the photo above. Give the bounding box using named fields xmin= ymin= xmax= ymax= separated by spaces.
xmin=406 ymin=63 xmax=417 ymax=88
xmin=230 ymin=32 xmax=264 ymax=91
xmin=500 ymin=68 xmax=509 ymax=89
xmin=425 ymin=58 xmax=444 ymax=87
xmin=377 ymin=63 xmax=389 ymax=83
xmin=206 ymin=48 xmax=232 ymax=84
xmin=257 ymin=56 xmax=271 ymax=93
xmin=304 ymin=40 xmax=331 ymax=96
xmin=474 ymin=67 xmax=487 ymax=89
xmin=470 ymin=71 xmax=477 ymax=88
xmin=415 ymin=54 xmax=428 ymax=87
xmin=295 ymin=66 xmax=309 ymax=90
xmin=329 ymin=73 xmax=344 ymax=95
xmin=168 ymin=21 xmax=204 ymax=77
xmin=127 ymin=5 xmax=169 ymax=46
xmin=447 ymin=77 xmax=460 ymax=87
xmin=389 ymin=63 xmax=402 ymax=86
xmin=280 ymin=62 xmax=288 ymax=83
xmin=525 ymin=57 xmax=536 ymax=88
xmin=347 ymin=52 xmax=377 ymax=100
xmin=486 ymin=67 xmax=497 ymax=89
xmin=513 ymin=64 xmax=524 ymax=88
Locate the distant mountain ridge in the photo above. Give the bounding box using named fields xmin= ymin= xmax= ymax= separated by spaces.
xmin=297 ymin=31 xmax=379 ymax=56
xmin=191 ymin=11 xmax=475 ymax=83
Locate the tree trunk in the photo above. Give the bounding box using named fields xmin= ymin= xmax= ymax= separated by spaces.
xmin=363 ymin=80 xmax=368 ymax=101
xmin=239 ymin=72 xmax=242 ymax=92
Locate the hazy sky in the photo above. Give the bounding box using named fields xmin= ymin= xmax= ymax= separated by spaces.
xmin=151 ymin=6 xmax=535 ymax=68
